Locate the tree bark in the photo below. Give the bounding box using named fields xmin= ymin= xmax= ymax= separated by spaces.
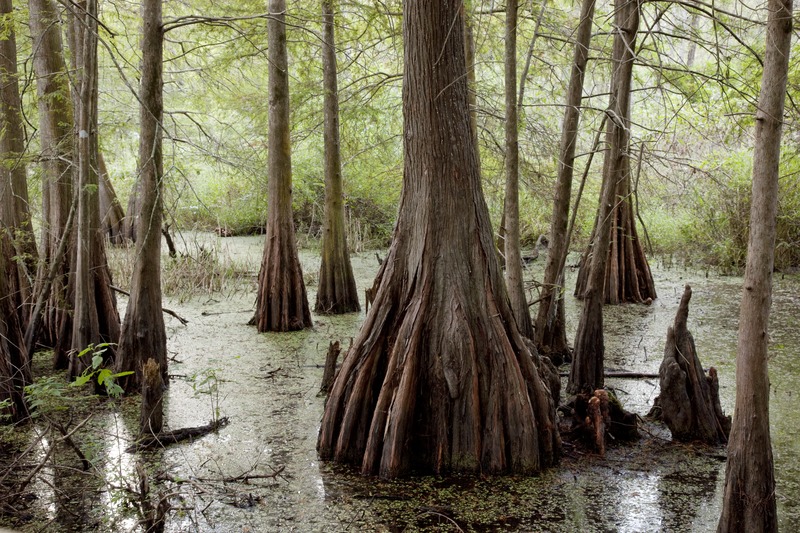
xmin=251 ymin=0 xmax=312 ymax=332
xmin=0 ymin=0 xmax=33 ymax=406
xmin=569 ymin=0 xmax=640 ymax=394
xmin=535 ymin=0 xmax=595 ymax=362
xmin=503 ymin=0 xmax=533 ymax=339
xmin=574 ymin=0 xmax=655 ymax=306
xmin=0 ymin=0 xmax=37 ymax=308
xmin=98 ymin=152 xmax=127 ymax=245
xmin=0 ymin=236 xmax=28 ymax=422
xmin=116 ymin=0 xmax=168 ymax=392
xmin=315 ymin=0 xmax=360 ymax=315
xmin=717 ymin=0 xmax=791 ymax=530
xmin=318 ymin=0 xmax=559 ymax=478
xmin=68 ymin=0 xmax=120 ymax=380
xmin=28 ymin=0 xmax=77 ymax=366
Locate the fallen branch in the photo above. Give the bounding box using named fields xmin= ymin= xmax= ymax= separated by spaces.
xmin=559 ymin=371 xmax=659 ymax=378
xmin=110 ymin=285 xmax=189 ymax=325
xmin=126 ymin=417 xmax=229 ymax=453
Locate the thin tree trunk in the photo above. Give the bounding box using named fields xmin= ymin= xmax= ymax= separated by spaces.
xmin=315 ymin=0 xmax=359 ymax=315
xmin=535 ymin=0 xmax=595 ymax=361
xmin=28 ymin=0 xmax=76 ymax=366
xmin=717 ymin=0 xmax=791 ymax=529
xmin=116 ymin=0 xmax=168 ymax=392
xmin=318 ymin=0 xmax=559 ymax=478
xmin=251 ymin=0 xmax=312 ymax=332
xmin=504 ymin=0 xmax=533 ymax=339
xmin=569 ymin=0 xmax=640 ymax=394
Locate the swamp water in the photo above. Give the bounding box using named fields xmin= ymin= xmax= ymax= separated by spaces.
xmin=10 ymin=234 xmax=800 ymax=532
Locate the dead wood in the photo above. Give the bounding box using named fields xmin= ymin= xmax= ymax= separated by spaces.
xmin=110 ymin=285 xmax=188 ymax=325
xmin=320 ymin=340 xmax=341 ymax=395
xmin=126 ymin=417 xmax=229 ymax=453
xmin=560 ymin=388 xmax=638 ymax=456
xmin=140 ymin=359 xmax=164 ymax=436
xmin=651 ymin=285 xmax=730 ymax=444
xmin=559 ymin=371 xmax=659 ymax=378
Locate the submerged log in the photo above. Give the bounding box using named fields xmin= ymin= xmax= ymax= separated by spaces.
xmin=651 ymin=285 xmax=730 ymax=444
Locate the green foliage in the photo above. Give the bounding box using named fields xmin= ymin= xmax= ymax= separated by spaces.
xmin=680 ymin=147 xmax=800 ymax=272
xmin=71 ymin=344 xmax=132 ymax=398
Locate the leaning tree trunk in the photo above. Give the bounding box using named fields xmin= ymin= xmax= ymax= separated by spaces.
xmin=116 ymin=0 xmax=168 ymax=393
xmin=535 ymin=0 xmax=595 ymax=362
xmin=569 ymin=0 xmax=639 ymax=394
xmin=654 ymin=285 xmax=730 ymax=443
xmin=28 ymin=0 xmax=77 ymax=366
xmin=251 ymin=0 xmax=312 ymax=332
xmin=573 ymin=0 xmax=655 ymax=306
xmin=98 ymin=152 xmax=127 ymax=244
xmin=68 ymin=0 xmax=120 ymax=379
xmin=318 ymin=0 xmax=559 ymax=478
xmin=718 ymin=0 xmax=791 ymax=530
xmin=503 ymin=0 xmax=533 ymax=339
xmin=315 ymin=0 xmax=359 ymax=315
xmin=0 ymin=0 xmax=37 ymax=306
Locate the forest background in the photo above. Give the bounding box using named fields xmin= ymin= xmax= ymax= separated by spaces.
xmin=8 ymin=0 xmax=800 ymax=274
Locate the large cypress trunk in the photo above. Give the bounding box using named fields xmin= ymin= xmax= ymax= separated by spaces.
xmin=69 ymin=0 xmax=120 ymax=379
xmin=315 ymin=0 xmax=360 ymax=315
xmin=251 ymin=0 xmax=312 ymax=332
xmin=318 ymin=0 xmax=559 ymax=478
xmin=717 ymin=0 xmax=791 ymax=530
xmin=573 ymin=0 xmax=655 ymax=306
xmin=116 ymin=0 xmax=168 ymax=392
xmin=0 ymin=0 xmax=37 ymax=306
xmin=28 ymin=0 xmax=77 ymax=365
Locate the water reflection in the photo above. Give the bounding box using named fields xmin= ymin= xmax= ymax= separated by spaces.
xmin=10 ymin=240 xmax=799 ymax=531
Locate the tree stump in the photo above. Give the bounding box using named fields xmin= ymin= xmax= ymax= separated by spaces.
xmin=140 ymin=358 xmax=164 ymax=436
xmin=561 ymin=388 xmax=637 ymax=456
xmin=320 ymin=340 xmax=341 ymax=395
xmin=652 ymin=285 xmax=730 ymax=444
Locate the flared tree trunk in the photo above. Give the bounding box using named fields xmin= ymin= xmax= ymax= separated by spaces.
xmin=251 ymin=0 xmax=312 ymax=332
xmin=68 ymin=0 xmax=120 ymax=379
xmin=503 ymin=0 xmax=533 ymax=339
xmin=717 ymin=0 xmax=791 ymax=530
xmin=0 ymin=236 xmax=28 ymax=422
xmin=573 ymin=0 xmax=655 ymax=306
xmin=116 ymin=0 xmax=168 ymax=393
xmin=569 ymin=0 xmax=639 ymax=394
xmin=0 ymin=0 xmax=37 ymax=305
xmin=28 ymin=0 xmax=76 ymax=366
xmin=315 ymin=0 xmax=359 ymax=315
xmin=535 ymin=0 xmax=595 ymax=362
xmin=318 ymin=0 xmax=559 ymax=478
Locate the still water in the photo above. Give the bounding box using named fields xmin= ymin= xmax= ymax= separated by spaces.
xmin=16 ymin=235 xmax=800 ymax=531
